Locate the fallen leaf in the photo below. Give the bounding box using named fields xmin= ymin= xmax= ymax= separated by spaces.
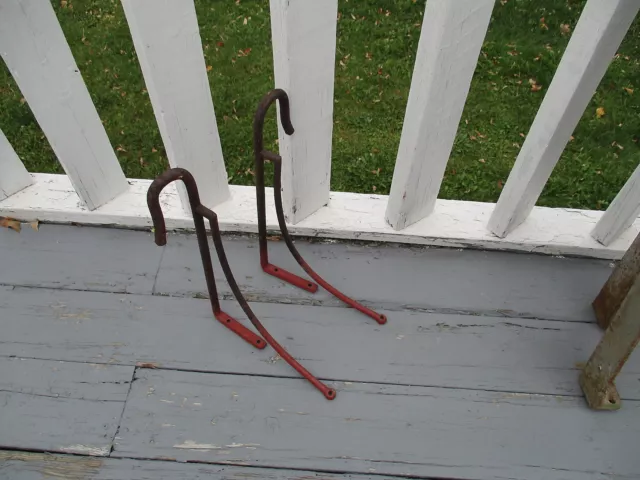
xmin=151 ymin=147 xmax=158 ymax=153
xmin=372 ymin=185 xmax=377 ymax=192
xmin=243 ymin=17 xmax=248 ymax=25
xmin=136 ymin=362 xmax=159 ymax=369
xmin=30 ymin=220 xmax=39 ymax=231
xmin=570 ymin=135 xmax=575 ymax=141
xmin=531 ymin=84 xmax=542 ymax=92
xmin=478 ymin=158 xmax=486 ymax=163
xmin=206 ymin=65 xmax=213 ymax=72
xmin=266 ymin=235 xmax=281 ymax=242
xmin=139 ymin=157 xmax=146 ymax=166
xmin=596 ymin=107 xmax=605 ymax=118
xmin=0 ymin=217 xmax=21 ymax=232
xmin=216 ymin=41 xmax=225 ymax=47
xmin=560 ymin=24 xmax=571 ymax=35
xmin=624 ymin=87 xmax=634 ymax=95
xmin=19 ymin=97 xmax=26 ymax=104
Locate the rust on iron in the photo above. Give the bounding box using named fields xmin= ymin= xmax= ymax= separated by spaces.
xmin=253 ymin=89 xmax=387 ymax=325
xmin=147 ymin=167 xmax=336 ymax=400
xmin=580 ymin=231 xmax=640 ymax=410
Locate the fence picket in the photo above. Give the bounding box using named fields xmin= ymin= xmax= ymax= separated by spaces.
xmin=385 ymin=0 xmax=494 ymax=230
xmin=0 ymin=129 xmax=32 ymax=201
xmin=0 ymin=0 xmax=127 ymax=210
xmin=269 ymin=0 xmax=338 ymax=224
xmin=592 ymin=164 xmax=640 ymax=246
xmin=121 ymin=0 xmax=230 ymax=211
xmin=488 ymin=0 xmax=640 ymax=238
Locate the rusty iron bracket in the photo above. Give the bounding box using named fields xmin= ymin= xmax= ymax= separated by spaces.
xmin=580 ymin=232 xmax=640 ymax=410
xmin=148 ymin=168 xmax=336 ymax=400
xmin=254 ymin=89 xmax=387 ymax=325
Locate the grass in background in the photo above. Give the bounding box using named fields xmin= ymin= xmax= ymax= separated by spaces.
xmin=0 ymin=0 xmax=638 ymax=210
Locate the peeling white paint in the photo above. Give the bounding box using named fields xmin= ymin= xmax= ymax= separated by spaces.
xmin=173 ymin=440 xmax=223 ymax=450
xmin=60 ymin=444 xmax=110 ymax=456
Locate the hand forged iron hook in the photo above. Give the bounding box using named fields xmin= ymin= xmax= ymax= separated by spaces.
xmin=147 ymin=168 xmax=336 ymax=400
xmin=254 ymin=89 xmax=387 ymax=325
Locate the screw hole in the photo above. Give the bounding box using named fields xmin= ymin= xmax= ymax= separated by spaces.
xmin=274 ymin=268 xmax=279 ymax=272
xmin=256 ymin=339 xmax=261 ymax=344
xmin=226 ymin=319 xmax=230 ymax=323
xmin=308 ymin=283 xmax=313 ymax=287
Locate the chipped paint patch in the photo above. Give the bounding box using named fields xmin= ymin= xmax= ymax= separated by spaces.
xmin=173 ymin=440 xmax=223 ymax=450
xmin=60 ymin=444 xmax=110 ymax=456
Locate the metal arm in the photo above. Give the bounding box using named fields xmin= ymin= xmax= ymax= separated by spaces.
xmin=254 ymin=89 xmax=387 ymax=325
xmin=147 ymin=167 xmax=336 ymax=400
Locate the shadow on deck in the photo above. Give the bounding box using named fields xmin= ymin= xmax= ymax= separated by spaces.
xmin=1 ymin=224 xmax=639 ymax=480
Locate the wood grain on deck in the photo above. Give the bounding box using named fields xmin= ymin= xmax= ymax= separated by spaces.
xmin=0 ymin=225 xmax=637 ymax=479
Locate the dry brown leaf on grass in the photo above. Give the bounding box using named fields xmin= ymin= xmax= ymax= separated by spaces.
xmin=30 ymin=221 xmax=39 ymax=231
xmin=596 ymin=107 xmax=605 ymax=118
xmin=0 ymin=217 xmax=21 ymax=233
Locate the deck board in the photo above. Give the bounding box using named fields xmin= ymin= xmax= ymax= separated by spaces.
xmin=2 ymin=286 xmax=639 ymax=399
xmin=154 ymin=232 xmax=612 ymax=322
xmin=0 ymin=451 xmax=393 ymax=479
xmin=0 ymin=225 xmax=163 ymax=294
xmin=0 ymin=357 xmax=133 ymax=456
xmin=0 ymin=225 xmax=613 ymax=321
xmin=113 ymin=368 xmax=640 ymax=480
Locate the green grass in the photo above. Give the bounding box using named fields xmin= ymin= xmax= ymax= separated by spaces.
xmin=1 ymin=0 xmax=638 ymax=210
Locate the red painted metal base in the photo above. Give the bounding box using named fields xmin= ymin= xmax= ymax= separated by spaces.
xmin=215 ymin=311 xmax=267 ymax=349
xmin=262 ymin=263 xmax=319 ymax=293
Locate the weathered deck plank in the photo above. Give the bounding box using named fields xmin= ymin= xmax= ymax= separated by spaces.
xmin=0 ymin=225 xmax=162 ymax=294
xmin=0 ymin=358 xmax=133 ymax=456
xmin=154 ymin=232 xmax=612 ymax=322
xmin=114 ymin=368 xmax=640 ymax=480
xmin=0 ymin=451 xmax=394 ymax=479
xmin=0 ymin=225 xmax=612 ymax=321
xmin=2 ymin=286 xmax=638 ymax=399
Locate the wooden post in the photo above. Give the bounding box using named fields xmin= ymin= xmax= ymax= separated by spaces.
xmin=0 ymin=0 xmax=127 ymax=210
xmin=591 ymin=164 xmax=640 ymax=246
xmin=489 ymin=0 xmax=640 ymax=238
xmin=385 ymin=0 xmax=494 ymax=231
xmin=0 ymin=129 xmax=32 ymax=201
xmin=121 ymin=0 xmax=230 ymax=212
xmin=581 ymin=232 xmax=640 ymax=410
xmin=269 ymin=0 xmax=338 ymax=224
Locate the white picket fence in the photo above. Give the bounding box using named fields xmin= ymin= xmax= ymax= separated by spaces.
xmin=1 ymin=0 xmax=639 ymax=259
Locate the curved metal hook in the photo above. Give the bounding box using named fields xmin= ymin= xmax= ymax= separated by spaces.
xmin=254 ymin=90 xmax=387 ymax=325
xmin=147 ymin=168 xmax=266 ymax=350
xmin=147 ymin=167 xmax=336 ymax=400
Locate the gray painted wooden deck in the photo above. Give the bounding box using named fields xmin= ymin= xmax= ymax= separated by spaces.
xmin=1 ymin=224 xmax=639 ymax=480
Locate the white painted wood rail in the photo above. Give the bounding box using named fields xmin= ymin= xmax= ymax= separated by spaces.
xmin=0 ymin=0 xmax=127 ymax=210
xmin=592 ymin=164 xmax=640 ymax=246
xmin=385 ymin=0 xmax=495 ymax=231
xmin=488 ymin=0 xmax=640 ymax=238
xmin=0 ymin=129 xmax=32 ymax=201
xmin=269 ymin=0 xmax=338 ymax=224
xmin=121 ymin=0 xmax=230 ymax=212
